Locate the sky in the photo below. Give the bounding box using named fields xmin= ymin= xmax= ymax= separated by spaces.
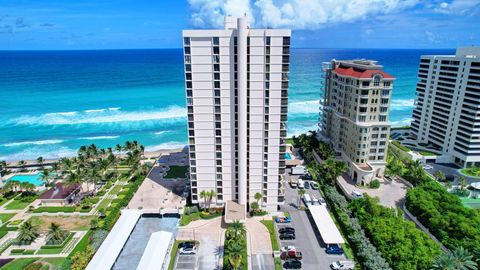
xmin=0 ymin=0 xmax=479 ymax=50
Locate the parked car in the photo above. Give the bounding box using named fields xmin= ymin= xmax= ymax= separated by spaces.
xmin=283 ymin=260 xmax=302 ymax=269
xmin=281 ymin=250 xmax=303 ymax=260
xmin=423 ymin=164 xmax=433 ymax=170
xmin=311 ymin=195 xmax=319 ymax=205
xmin=330 ymin=260 xmax=355 ymax=270
xmin=326 ymin=244 xmax=344 ymax=255
xmin=179 ymin=246 xmax=197 ymax=254
xmin=304 ymin=181 xmax=310 ymax=189
xmin=298 ymin=179 xmax=305 ymax=189
xmin=178 ymin=241 xmax=195 ymax=249
xmin=304 ymin=173 xmax=313 ymax=180
xmin=275 ymin=216 xmax=292 ymax=223
xmin=279 ymin=232 xmax=296 ymax=240
xmin=351 ymin=190 xmax=363 ymax=198
xmin=278 ymin=227 xmax=295 ymax=234
xmin=310 ymin=182 xmax=318 ymax=190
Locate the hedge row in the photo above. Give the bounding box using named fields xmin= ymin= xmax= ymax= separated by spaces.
xmin=42 ymin=233 xmax=74 ymax=249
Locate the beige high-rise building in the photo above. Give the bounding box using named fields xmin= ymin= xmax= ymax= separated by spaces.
xmin=320 ymin=60 xmax=395 ymax=185
xmin=182 ymin=17 xmax=291 ymax=212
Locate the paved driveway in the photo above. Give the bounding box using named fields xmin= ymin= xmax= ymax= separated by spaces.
xmin=246 ymin=218 xmax=275 ymax=270
xmin=177 ymin=217 xmax=224 ymax=270
xmin=279 ymin=177 xmax=346 ymax=270
xmin=175 ymin=254 xmax=198 ymax=270
xmin=428 ymin=163 xmax=480 ymax=185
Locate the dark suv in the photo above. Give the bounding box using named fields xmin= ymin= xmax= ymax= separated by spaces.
xmin=178 ymin=241 xmax=195 ymax=249
xmin=278 ymin=227 xmax=295 ymax=234
xmin=284 ymin=260 xmax=302 ymax=269
xmin=279 ymin=233 xmax=296 ymax=240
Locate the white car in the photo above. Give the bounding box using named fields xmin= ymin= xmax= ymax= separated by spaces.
xmin=179 ymin=246 xmax=197 ymax=255
xmin=351 ymin=190 xmax=363 ymax=198
xmin=423 ymin=164 xmax=433 ymax=170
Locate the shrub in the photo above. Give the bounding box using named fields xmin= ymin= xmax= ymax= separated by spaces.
xmin=90 ymin=230 xmax=109 ymax=251
xmin=24 ymin=262 xmax=43 ymax=270
xmin=350 ymin=195 xmax=441 ymax=270
xmin=369 ymin=179 xmax=380 ymax=189
xmin=406 ymin=181 xmax=480 ymax=252
xmin=10 ymin=249 xmax=25 ymax=254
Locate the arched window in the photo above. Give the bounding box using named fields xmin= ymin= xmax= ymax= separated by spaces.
xmin=373 ymin=74 xmax=382 ymax=86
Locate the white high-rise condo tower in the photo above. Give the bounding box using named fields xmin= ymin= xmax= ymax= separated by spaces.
xmin=182 ymin=16 xmax=291 ymax=213
xmin=320 ymin=60 xmax=395 ymax=185
xmin=410 ymin=47 xmax=480 ymax=167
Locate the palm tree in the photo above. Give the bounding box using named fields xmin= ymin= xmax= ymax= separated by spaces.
xmin=48 ymin=222 xmax=66 ymax=242
xmin=207 ymin=190 xmax=217 ymax=210
xmin=432 ymin=247 xmax=477 ymax=270
xmin=408 ymin=160 xmax=425 ymax=182
xmin=254 ymin=192 xmax=262 ymax=205
xmin=297 ymin=189 xmax=306 ymax=206
xmin=17 ymin=221 xmax=39 ymax=244
xmin=199 ymin=190 xmax=208 ymax=210
xmin=36 ymin=156 xmax=44 ymax=167
xmin=226 ymin=242 xmax=243 ymax=270
xmin=434 ymin=170 xmax=446 ymax=182
xmin=40 ymin=168 xmax=53 ymax=187
xmin=66 ymin=169 xmax=82 ymax=191
xmin=226 ymin=220 xmax=246 ymax=240
xmin=17 ymin=160 xmax=26 ymax=170
xmin=0 ymin=160 xmax=7 ymax=176
xmin=458 ymin=176 xmax=467 ymax=191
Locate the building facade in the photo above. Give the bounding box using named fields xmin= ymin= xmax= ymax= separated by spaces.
xmin=182 ymin=16 xmax=290 ymax=212
xmin=410 ymin=47 xmax=480 ymax=167
xmin=320 ymin=60 xmax=395 ymax=185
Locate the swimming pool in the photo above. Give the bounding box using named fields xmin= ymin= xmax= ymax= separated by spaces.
xmin=285 ymin=152 xmax=292 ymax=160
xmin=6 ymin=172 xmax=45 ymax=186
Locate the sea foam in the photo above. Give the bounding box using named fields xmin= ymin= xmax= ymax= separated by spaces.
xmin=2 ymin=139 xmax=64 ymax=147
xmin=289 ymin=100 xmax=320 ymax=114
xmin=10 ymin=105 xmax=186 ymax=126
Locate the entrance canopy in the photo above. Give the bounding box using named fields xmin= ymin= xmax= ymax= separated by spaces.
xmin=308 ymin=205 xmax=344 ymax=244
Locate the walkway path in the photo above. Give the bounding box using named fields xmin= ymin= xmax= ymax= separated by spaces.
xmin=246 ymin=217 xmax=274 ymax=270
xmin=177 ymin=217 xmax=224 ymax=270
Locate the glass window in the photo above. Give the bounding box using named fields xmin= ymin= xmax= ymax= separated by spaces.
xmin=213 ymin=37 xmax=219 ymax=45
xmin=184 ymin=37 xmax=190 ymax=45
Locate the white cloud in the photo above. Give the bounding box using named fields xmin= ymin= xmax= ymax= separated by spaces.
xmin=188 ymin=0 xmax=420 ymax=29
xmin=434 ymin=0 xmax=480 ymax=14
xmin=187 ymin=0 xmax=254 ymax=28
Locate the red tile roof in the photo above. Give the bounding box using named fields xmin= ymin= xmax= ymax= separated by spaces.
xmin=39 ymin=183 xmax=80 ymax=200
xmin=333 ymin=66 xmax=395 ymax=79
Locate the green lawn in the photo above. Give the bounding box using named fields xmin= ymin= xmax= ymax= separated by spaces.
xmin=0 ymin=258 xmax=37 ymax=270
xmin=164 ymin=165 xmax=188 ymax=179
xmin=3 ymin=199 xmax=31 ymax=210
xmin=38 ymin=258 xmax=68 ymax=270
xmin=0 ymin=214 xmax=15 ymax=224
xmin=460 ymin=167 xmax=480 ymax=178
xmin=460 ymin=197 xmax=480 ymax=209
xmin=419 ymin=150 xmax=438 ymax=156
xmin=31 ymin=206 xmax=76 ymax=213
xmin=286 ymin=138 xmax=294 ymax=145
xmin=260 ymin=219 xmax=279 ymax=251
xmin=36 ymin=247 xmax=64 ymax=255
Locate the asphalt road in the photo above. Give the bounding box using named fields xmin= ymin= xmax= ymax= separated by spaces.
xmin=278 ymin=174 xmax=346 ymax=270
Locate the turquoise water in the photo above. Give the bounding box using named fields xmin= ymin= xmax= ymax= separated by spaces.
xmin=285 ymin=152 xmax=292 ymax=160
xmin=6 ymin=173 xmax=45 ymax=186
xmin=0 ymin=48 xmax=454 ymax=161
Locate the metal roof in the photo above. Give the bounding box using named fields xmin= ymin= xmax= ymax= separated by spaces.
xmin=136 ymin=231 xmax=174 ymax=270
xmin=86 ymin=209 xmax=141 ymax=270
xmin=308 ymin=205 xmax=345 ymax=244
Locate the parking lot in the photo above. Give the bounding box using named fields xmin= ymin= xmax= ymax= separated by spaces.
xmin=175 ymin=253 xmax=198 ymax=270
xmin=277 ymin=173 xmax=347 ymax=270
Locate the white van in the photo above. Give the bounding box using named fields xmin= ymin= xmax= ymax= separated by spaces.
xmin=298 ymin=179 xmax=304 ymax=189
xmin=302 ymin=193 xmax=312 ymax=206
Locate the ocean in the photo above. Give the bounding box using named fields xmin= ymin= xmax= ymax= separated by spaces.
xmin=0 ymin=48 xmax=454 ymax=161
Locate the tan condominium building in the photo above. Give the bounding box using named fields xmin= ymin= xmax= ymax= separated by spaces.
xmin=320 ymin=59 xmax=395 ymax=185
xmin=410 ymin=47 xmax=480 ymax=167
xmin=182 ymin=16 xmax=291 ymax=213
